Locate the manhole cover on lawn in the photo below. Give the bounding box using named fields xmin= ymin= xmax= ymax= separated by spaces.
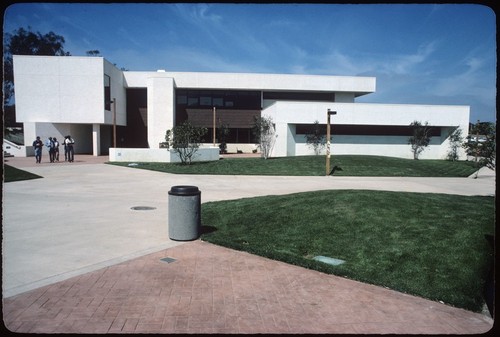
xmin=131 ymin=206 xmax=156 ymax=211
xmin=313 ymin=256 xmax=345 ymax=266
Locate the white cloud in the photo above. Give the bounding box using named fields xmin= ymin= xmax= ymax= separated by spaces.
xmin=172 ymin=3 xmax=222 ymax=27
xmin=431 ymin=55 xmax=494 ymax=100
xmin=388 ymin=41 xmax=438 ymax=75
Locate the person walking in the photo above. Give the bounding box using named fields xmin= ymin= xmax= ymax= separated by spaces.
xmin=65 ymin=135 xmax=75 ymax=162
xmin=32 ymin=136 xmax=43 ymax=163
xmin=64 ymin=136 xmax=69 ymax=161
xmin=46 ymin=137 xmax=56 ymax=163
xmin=53 ymin=137 xmax=60 ymax=162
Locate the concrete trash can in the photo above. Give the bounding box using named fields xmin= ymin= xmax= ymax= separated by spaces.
xmin=168 ymin=185 xmax=201 ymax=241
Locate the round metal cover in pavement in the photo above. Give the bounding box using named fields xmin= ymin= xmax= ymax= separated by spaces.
xmin=131 ymin=206 xmax=156 ymax=210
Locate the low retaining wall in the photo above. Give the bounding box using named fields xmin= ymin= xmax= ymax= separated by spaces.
xmin=3 ymin=141 xmax=33 ymax=157
xmin=109 ymin=147 xmax=220 ymax=163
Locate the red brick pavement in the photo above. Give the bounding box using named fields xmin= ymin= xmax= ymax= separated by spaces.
xmin=2 ymin=241 xmax=493 ymax=334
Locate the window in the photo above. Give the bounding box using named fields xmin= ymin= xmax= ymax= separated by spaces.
xmin=295 ymin=124 xmax=440 ymax=136
xmin=213 ymin=97 xmax=223 ymax=107
xmin=176 ymin=89 xmax=261 ymax=110
xmin=263 ymin=91 xmax=335 ymax=102
xmin=104 ymin=75 xmax=111 ymax=110
xmin=175 ymin=89 xmax=262 ymax=143
xmin=177 ymin=94 xmax=187 ymax=105
xmin=188 ymin=97 xmax=199 ymax=106
xmin=200 ymin=95 xmax=212 ymax=106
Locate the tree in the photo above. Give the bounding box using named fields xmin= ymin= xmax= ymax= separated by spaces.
xmin=86 ymin=50 xmax=101 ymax=56
xmin=408 ymin=120 xmax=432 ymax=160
xmin=252 ymin=115 xmax=276 ymax=159
xmin=217 ymin=122 xmax=230 ymax=154
xmin=3 ymin=27 xmax=70 ymax=106
xmin=305 ymin=120 xmax=326 ymax=155
xmin=166 ymin=121 xmax=207 ymax=165
xmin=446 ymin=127 xmax=464 ymax=161
xmin=463 ymin=121 xmax=496 ymax=171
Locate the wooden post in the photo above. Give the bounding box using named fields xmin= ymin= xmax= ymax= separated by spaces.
xmin=326 ymin=112 xmax=331 ymax=175
xmin=326 ymin=109 xmax=337 ymax=176
xmin=112 ymin=98 xmax=116 ymax=148
xmin=475 ymin=119 xmax=480 ymax=163
xmin=213 ymin=107 xmax=216 ymax=147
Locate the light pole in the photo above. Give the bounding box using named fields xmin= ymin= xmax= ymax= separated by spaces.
xmin=326 ymin=109 xmax=337 ymax=175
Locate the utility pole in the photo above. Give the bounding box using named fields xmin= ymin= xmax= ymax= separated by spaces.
xmin=326 ymin=109 xmax=337 ymax=175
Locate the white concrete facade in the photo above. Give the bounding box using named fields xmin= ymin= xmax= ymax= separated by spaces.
xmin=263 ymin=101 xmax=470 ymax=159
xmin=12 ymin=55 xmax=470 ymax=160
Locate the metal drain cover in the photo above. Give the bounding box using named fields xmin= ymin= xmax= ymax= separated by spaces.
xmin=131 ymin=206 xmax=156 ymax=211
xmin=160 ymin=257 xmax=177 ymax=264
xmin=313 ymin=256 xmax=345 ymax=266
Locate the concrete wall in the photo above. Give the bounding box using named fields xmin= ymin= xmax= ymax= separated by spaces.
xmin=222 ymin=143 xmax=259 ymax=153
xmin=14 ymin=56 xmax=105 ymax=123
xmin=109 ymin=147 xmax=220 ymax=163
xmin=13 ymin=55 xmax=126 ymax=156
xmin=147 ymin=76 xmax=175 ymax=149
xmin=104 ymin=59 xmax=127 ymax=126
xmin=264 ymin=101 xmax=470 ymax=159
xmin=294 ymin=134 xmax=445 ymax=159
xmin=124 ymin=71 xmax=376 ymax=94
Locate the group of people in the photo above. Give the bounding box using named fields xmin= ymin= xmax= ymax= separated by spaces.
xmin=32 ymin=135 xmax=75 ymax=164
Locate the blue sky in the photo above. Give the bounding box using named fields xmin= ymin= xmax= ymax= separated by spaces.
xmin=3 ymin=3 xmax=496 ymax=122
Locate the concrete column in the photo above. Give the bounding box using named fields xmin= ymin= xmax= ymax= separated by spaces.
xmin=273 ymin=122 xmax=289 ymax=157
xmin=147 ymin=76 xmax=175 ymax=149
xmin=92 ymin=123 xmax=101 ymax=156
xmin=286 ymin=124 xmax=296 ymax=156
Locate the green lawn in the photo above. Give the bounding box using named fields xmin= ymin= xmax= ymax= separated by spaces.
xmin=109 ymin=155 xmax=479 ymax=177
xmin=3 ymin=164 xmax=42 ymax=182
xmin=201 ymin=190 xmax=495 ymax=312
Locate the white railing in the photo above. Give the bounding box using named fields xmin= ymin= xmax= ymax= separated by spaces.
xmin=3 ymin=139 xmax=32 ymax=157
xmin=3 ymin=139 xmax=22 ymax=150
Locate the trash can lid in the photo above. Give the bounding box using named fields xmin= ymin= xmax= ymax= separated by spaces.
xmin=169 ymin=185 xmax=200 ymax=196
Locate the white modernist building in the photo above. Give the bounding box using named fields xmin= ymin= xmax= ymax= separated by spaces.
xmin=12 ymin=55 xmax=470 ymax=161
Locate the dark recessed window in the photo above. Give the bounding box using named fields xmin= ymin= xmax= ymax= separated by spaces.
xmin=177 ymin=95 xmax=187 ymax=105
xmin=296 ymin=124 xmax=440 ymax=136
xmin=104 ymin=74 xmax=111 ymax=110
xmin=263 ymin=91 xmax=335 ymax=102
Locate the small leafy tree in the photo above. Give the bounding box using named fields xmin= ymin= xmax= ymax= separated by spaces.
xmin=252 ymin=115 xmax=276 ymax=159
xmin=305 ymin=120 xmax=326 ymax=155
xmin=463 ymin=121 xmax=496 ymax=171
xmin=446 ymin=127 xmax=464 ymax=161
xmin=408 ymin=120 xmax=432 ymax=160
xmin=217 ymin=122 xmax=230 ymax=154
xmin=166 ymin=121 xmax=207 ymax=165
xmin=86 ymin=50 xmax=101 ymax=56
xmin=161 ymin=129 xmax=172 ymax=149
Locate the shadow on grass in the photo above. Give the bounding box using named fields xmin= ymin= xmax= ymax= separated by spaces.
xmin=4 ymin=164 xmax=43 ymax=182
xmin=200 ymin=225 xmax=218 ymax=234
xmin=330 ymin=165 xmax=343 ymax=175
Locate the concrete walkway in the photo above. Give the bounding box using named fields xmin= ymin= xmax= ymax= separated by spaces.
xmin=2 ymin=155 xmax=495 ymax=333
